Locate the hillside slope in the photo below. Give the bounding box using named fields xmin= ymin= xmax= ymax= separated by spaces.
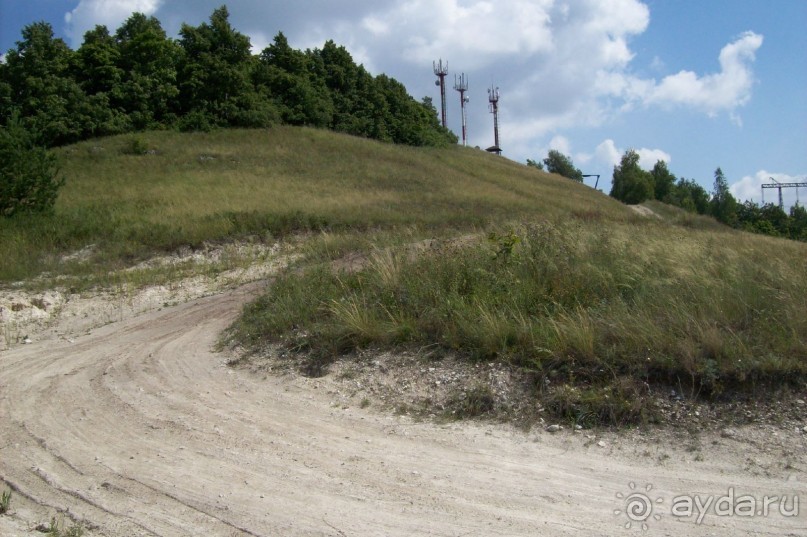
xmin=0 ymin=127 xmax=628 ymax=283
xmin=1 ymin=127 xmax=806 ymax=426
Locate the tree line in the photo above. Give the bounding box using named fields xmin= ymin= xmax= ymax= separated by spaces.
xmin=0 ymin=5 xmax=457 ymax=216
xmin=0 ymin=5 xmax=456 ymax=148
xmin=530 ymin=148 xmax=807 ymax=242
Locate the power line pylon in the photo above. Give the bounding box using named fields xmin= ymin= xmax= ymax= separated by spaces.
xmin=453 ymin=73 xmax=469 ymax=146
xmin=433 ymin=59 xmax=448 ymax=128
xmin=761 ymin=177 xmax=807 ymax=210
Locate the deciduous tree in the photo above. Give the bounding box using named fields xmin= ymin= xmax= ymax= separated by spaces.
xmin=543 ymin=150 xmax=583 ymax=181
xmin=610 ymin=149 xmax=653 ymax=204
xmin=0 ymin=115 xmax=64 ymax=216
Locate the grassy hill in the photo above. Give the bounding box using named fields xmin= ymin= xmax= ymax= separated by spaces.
xmin=3 ymin=127 xmax=805 ymax=425
xmin=0 ymin=127 xmax=629 ymax=282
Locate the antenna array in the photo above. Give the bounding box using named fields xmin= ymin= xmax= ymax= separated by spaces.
xmin=453 ymin=73 xmax=469 ymax=146
xmin=433 ymin=59 xmax=449 ymax=128
xmin=430 ymin=61 xmax=501 ymax=153
xmin=486 ymin=85 xmax=501 ymax=155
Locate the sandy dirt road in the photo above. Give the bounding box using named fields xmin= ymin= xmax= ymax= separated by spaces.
xmin=1 ymin=281 xmax=805 ymax=536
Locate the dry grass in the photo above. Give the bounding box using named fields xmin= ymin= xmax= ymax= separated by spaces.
xmin=4 ymin=126 xmax=805 ymax=426
xmin=0 ymin=127 xmax=631 ymax=283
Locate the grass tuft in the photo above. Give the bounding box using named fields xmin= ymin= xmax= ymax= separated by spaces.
xmin=0 ymin=489 xmax=10 ymax=514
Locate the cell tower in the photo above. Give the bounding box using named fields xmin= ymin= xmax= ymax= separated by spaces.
xmin=486 ymin=85 xmax=501 ymax=155
xmin=453 ymin=73 xmax=469 ymax=146
xmin=433 ymin=59 xmax=448 ymax=128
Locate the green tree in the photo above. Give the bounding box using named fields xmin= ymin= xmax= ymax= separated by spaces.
xmin=666 ymin=178 xmax=710 ymax=214
xmin=543 ymin=150 xmax=583 ymax=181
xmin=0 ymin=116 xmax=64 ymax=216
xmin=650 ymin=160 xmax=675 ymax=202
xmin=609 ymin=149 xmax=653 ymax=204
xmin=77 ymin=25 xmax=123 ymax=95
xmin=115 ymin=13 xmax=181 ymax=128
xmin=526 ymin=159 xmax=544 ymax=171
xmin=709 ymin=167 xmax=738 ymax=225
xmin=178 ymin=6 xmax=275 ymax=129
xmin=75 ymin=25 xmax=130 ymax=136
xmin=759 ymin=202 xmax=789 ymax=235
xmin=254 ymin=33 xmax=331 ymax=127
xmin=2 ymin=22 xmax=91 ymax=145
xmin=316 ymin=40 xmax=363 ymax=134
xmin=0 ymin=55 xmax=15 ymax=124
xmin=789 ymin=204 xmax=807 ymax=241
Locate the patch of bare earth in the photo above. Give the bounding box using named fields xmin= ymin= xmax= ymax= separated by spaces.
xmin=1 ymin=241 xmax=805 ymax=536
xmin=629 ymin=204 xmax=661 ymax=219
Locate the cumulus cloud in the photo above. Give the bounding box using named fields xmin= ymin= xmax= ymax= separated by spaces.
xmin=595 ymin=139 xmax=670 ymax=169
xmin=382 ymin=0 xmax=555 ymax=67
xmin=548 ymin=135 xmax=572 ymax=156
xmin=65 ymin=0 xmax=162 ymax=45
xmin=643 ymin=32 xmax=763 ymax=116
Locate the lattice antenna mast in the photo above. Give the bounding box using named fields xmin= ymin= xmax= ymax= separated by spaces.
xmin=487 ymin=85 xmax=501 ymax=155
xmin=454 ymin=73 xmax=469 ymax=146
xmin=433 ymin=59 xmax=448 ymax=128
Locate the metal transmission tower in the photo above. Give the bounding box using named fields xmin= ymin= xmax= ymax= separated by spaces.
xmin=433 ymin=59 xmax=448 ymax=128
xmin=453 ymin=73 xmax=469 ymax=146
xmin=486 ymin=85 xmax=501 ymax=155
xmin=761 ymin=177 xmax=807 ymax=209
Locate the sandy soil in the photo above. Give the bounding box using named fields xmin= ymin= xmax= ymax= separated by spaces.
xmin=0 ymin=251 xmax=805 ymax=536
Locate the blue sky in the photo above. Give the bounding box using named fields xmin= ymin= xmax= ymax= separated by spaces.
xmin=1 ymin=0 xmax=805 ymax=206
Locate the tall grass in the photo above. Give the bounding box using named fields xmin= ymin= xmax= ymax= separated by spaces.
xmin=0 ymin=127 xmax=630 ymax=283
xmin=5 ymin=126 xmax=804 ymax=425
xmin=230 ymin=217 xmax=807 ymax=424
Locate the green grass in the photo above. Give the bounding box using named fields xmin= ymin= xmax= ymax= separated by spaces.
xmin=41 ymin=516 xmax=84 ymax=537
xmin=230 ymin=213 xmax=807 ymax=425
xmin=0 ymin=127 xmax=631 ymax=284
xmin=4 ymin=126 xmax=805 ymax=426
xmin=0 ymin=489 xmax=10 ymax=514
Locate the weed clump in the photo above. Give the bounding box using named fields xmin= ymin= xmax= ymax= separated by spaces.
xmin=0 ymin=489 xmax=11 ymax=514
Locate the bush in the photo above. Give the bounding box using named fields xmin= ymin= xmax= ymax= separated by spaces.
xmin=0 ymin=117 xmax=64 ymax=217
xmin=122 ymin=136 xmax=150 ymax=155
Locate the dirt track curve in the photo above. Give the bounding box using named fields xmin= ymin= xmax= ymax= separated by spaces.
xmin=1 ymin=282 xmax=805 ymax=536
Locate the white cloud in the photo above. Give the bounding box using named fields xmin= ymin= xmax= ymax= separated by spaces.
xmin=548 ymin=135 xmax=571 ymax=155
xmin=65 ymin=0 xmax=162 ymax=46
xmin=643 ymin=32 xmax=763 ymax=116
xmin=595 ymin=139 xmax=622 ymax=167
xmin=636 ymin=147 xmax=672 ymax=169
xmin=594 ymin=139 xmax=670 ymax=169
xmin=379 ymin=0 xmax=555 ymax=68
xmin=731 ymin=171 xmax=806 ymax=207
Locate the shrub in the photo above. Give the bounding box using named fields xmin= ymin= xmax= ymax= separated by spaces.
xmin=0 ymin=117 xmax=64 ymax=217
xmin=123 ymin=136 xmax=149 ymax=155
